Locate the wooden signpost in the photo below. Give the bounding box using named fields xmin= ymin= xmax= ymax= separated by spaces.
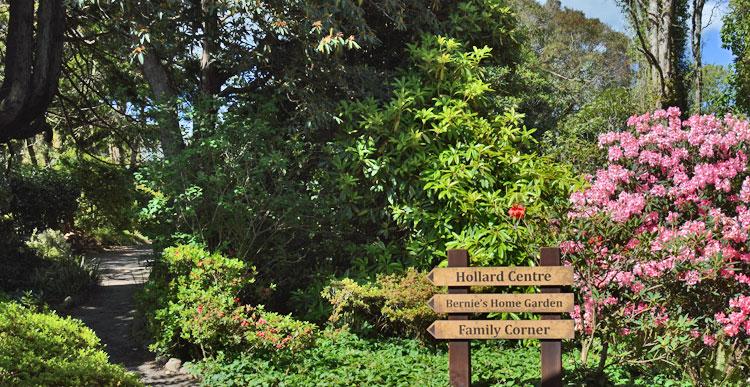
xmin=427 ymin=247 xmax=574 ymax=387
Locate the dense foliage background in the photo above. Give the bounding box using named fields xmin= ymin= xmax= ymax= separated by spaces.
xmin=1 ymin=0 xmax=749 ymax=385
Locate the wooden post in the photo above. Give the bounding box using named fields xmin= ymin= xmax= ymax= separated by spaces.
xmin=448 ymin=249 xmax=470 ymax=387
xmin=540 ymin=247 xmax=563 ymax=387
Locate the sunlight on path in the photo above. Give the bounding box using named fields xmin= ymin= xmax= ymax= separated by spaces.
xmin=65 ymin=246 xmax=197 ymax=386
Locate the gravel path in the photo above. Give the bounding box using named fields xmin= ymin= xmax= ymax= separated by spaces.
xmin=65 ymin=246 xmax=197 ymax=386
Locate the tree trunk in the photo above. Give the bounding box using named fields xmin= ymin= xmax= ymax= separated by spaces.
xmin=647 ymin=0 xmax=663 ymax=94
xmin=653 ymin=0 xmax=676 ymax=106
xmin=692 ymin=0 xmax=705 ymax=113
xmin=0 ymin=1 xmax=35 ymax=131
xmin=0 ymin=0 xmax=65 ymax=142
xmin=629 ymin=0 xmax=686 ymax=109
xmin=26 ymin=137 xmax=39 ymax=167
xmin=140 ymin=49 xmax=185 ymax=158
xmin=195 ymin=0 xmax=221 ymax=139
xmin=129 ymin=137 xmax=139 ymax=169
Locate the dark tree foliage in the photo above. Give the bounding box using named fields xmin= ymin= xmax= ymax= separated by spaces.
xmin=723 ymin=0 xmax=750 ymax=115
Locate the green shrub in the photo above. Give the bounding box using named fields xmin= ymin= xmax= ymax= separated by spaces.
xmin=63 ymin=155 xmax=143 ymax=245
xmin=331 ymin=35 xmax=580 ymax=271
xmin=0 ymin=299 xmax=141 ymax=386
xmin=542 ymin=87 xmax=636 ymax=174
xmin=1 ymin=168 xmax=81 ymax=295
xmin=139 ymin=244 xmax=315 ymax=359
xmin=25 ymin=229 xmax=99 ymax=304
xmin=6 ymin=168 xmax=80 ymax=236
xmin=0 ymin=223 xmax=42 ymax=293
xmin=133 ymin=100 xmax=347 ymax=311
xmin=26 ymin=228 xmax=75 ymax=260
xmin=323 ymin=268 xmax=437 ymax=340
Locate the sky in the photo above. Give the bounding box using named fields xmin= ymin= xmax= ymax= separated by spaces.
xmin=550 ymin=0 xmax=733 ymax=66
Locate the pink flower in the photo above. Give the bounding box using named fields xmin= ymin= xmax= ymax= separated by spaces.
xmin=197 ymin=305 xmax=204 ymax=314
xmin=681 ymin=270 xmax=701 ymax=286
xmin=608 ymin=146 xmax=624 ymax=161
xmin=560 ymin=241 xmax=584 ymax=254
xmin=703 ymin=334 xmax=717 ymax=347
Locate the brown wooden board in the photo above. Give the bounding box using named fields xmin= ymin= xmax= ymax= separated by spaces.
xmin=428 ymin=293 xmax=574 ymax=314
xmin=540 ymin=247 xmax=563 ymax=387
xmin=427 ymin=266 xmax=573 ymax=286
xmin=447 ymin=249 xmax=470 ymax=387
xmin=427 ymin=320 xmax=575 ymax=340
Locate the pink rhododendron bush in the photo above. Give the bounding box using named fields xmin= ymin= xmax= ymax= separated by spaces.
xmin=561 ymin=108 xmax=750 ymax=383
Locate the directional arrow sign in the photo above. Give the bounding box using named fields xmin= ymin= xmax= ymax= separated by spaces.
xmin=427 ymin=293 xmax=574 ymax=314
xmin=427 ymin=320 xmax=575 ymax=340
xmin=426 ymin=266 xmax=573 ymax=286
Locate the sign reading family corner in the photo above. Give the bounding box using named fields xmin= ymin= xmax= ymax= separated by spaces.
xmin=427 ymin=266 xmax=573 ymax=286
xmin=427 ymin=320 xmax=575 ymax=340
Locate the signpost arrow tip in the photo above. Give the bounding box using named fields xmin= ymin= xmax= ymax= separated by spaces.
xmin=426 ymin=269 xmax=435 ymax=285
xmin=427 ymin=296 xmax=435 ymax=312
xmin=427 ymin=322 xmax=437 ymax=338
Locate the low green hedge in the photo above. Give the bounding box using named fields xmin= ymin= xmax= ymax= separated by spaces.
xmin=0 ymin=300 xmax=141 ymax=386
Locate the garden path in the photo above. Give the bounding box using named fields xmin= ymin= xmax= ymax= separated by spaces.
xmin=65 ymin=246 xmax=197 ymax=386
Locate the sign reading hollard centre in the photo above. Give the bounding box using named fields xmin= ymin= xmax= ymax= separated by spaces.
xmin=427 ymin=248 xmax=574 ymax=387
xmin=427 ymin=266 xmax=573 ymax=287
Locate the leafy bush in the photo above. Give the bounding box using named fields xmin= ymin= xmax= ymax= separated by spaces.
xmin=64 ymin=155 xmax=143 ymax=245
xmin=25 ymin=229 xmax=99 ymax=305
xmin=134 ymin=101 xmax=344 ymax=310
xmin=0 ymin=208 xmax=42 ymax=292
xmin=1 ymin=168 xmax=82 ymax=296
xmin=139 ymin=244 xmax=315 ymax=359
xmin=0 ymin=299 xmax=141 ymax=386
xmin=561 ymin=108 xmax=750 ymax=384
xmin=331 ymin=35 xmax=579 ymax=271
xmin=323 ymin=268 xmax=437 ymax=340
xmin=6 ymin=168 xmax=79 ymax=236
xmin=543 ymin=87 xmax=637 ymax=174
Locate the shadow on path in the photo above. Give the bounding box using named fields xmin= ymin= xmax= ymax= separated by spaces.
xmin=65 ymin=246 xmax=197 ymax=386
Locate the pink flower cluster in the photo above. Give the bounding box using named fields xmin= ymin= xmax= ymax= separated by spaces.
xmin=563 ymin=108 xmax=750 ymax=345
xmin=715 ymin=295 xmax=750 ymax=337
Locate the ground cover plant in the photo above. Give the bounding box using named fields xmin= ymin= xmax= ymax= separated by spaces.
xmin=188 ymin=331 xmax=691 ymax=387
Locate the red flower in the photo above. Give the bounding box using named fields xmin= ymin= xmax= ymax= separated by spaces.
xmin=233 ymin=297 xmax=241 ymax=304
xmin=508 ymin=204 xmax=526 ymax=220
xmin=240 ymin=319 xmax=249 ymax=327
xmin=197 ymin=305 xmax=204 ymax=314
